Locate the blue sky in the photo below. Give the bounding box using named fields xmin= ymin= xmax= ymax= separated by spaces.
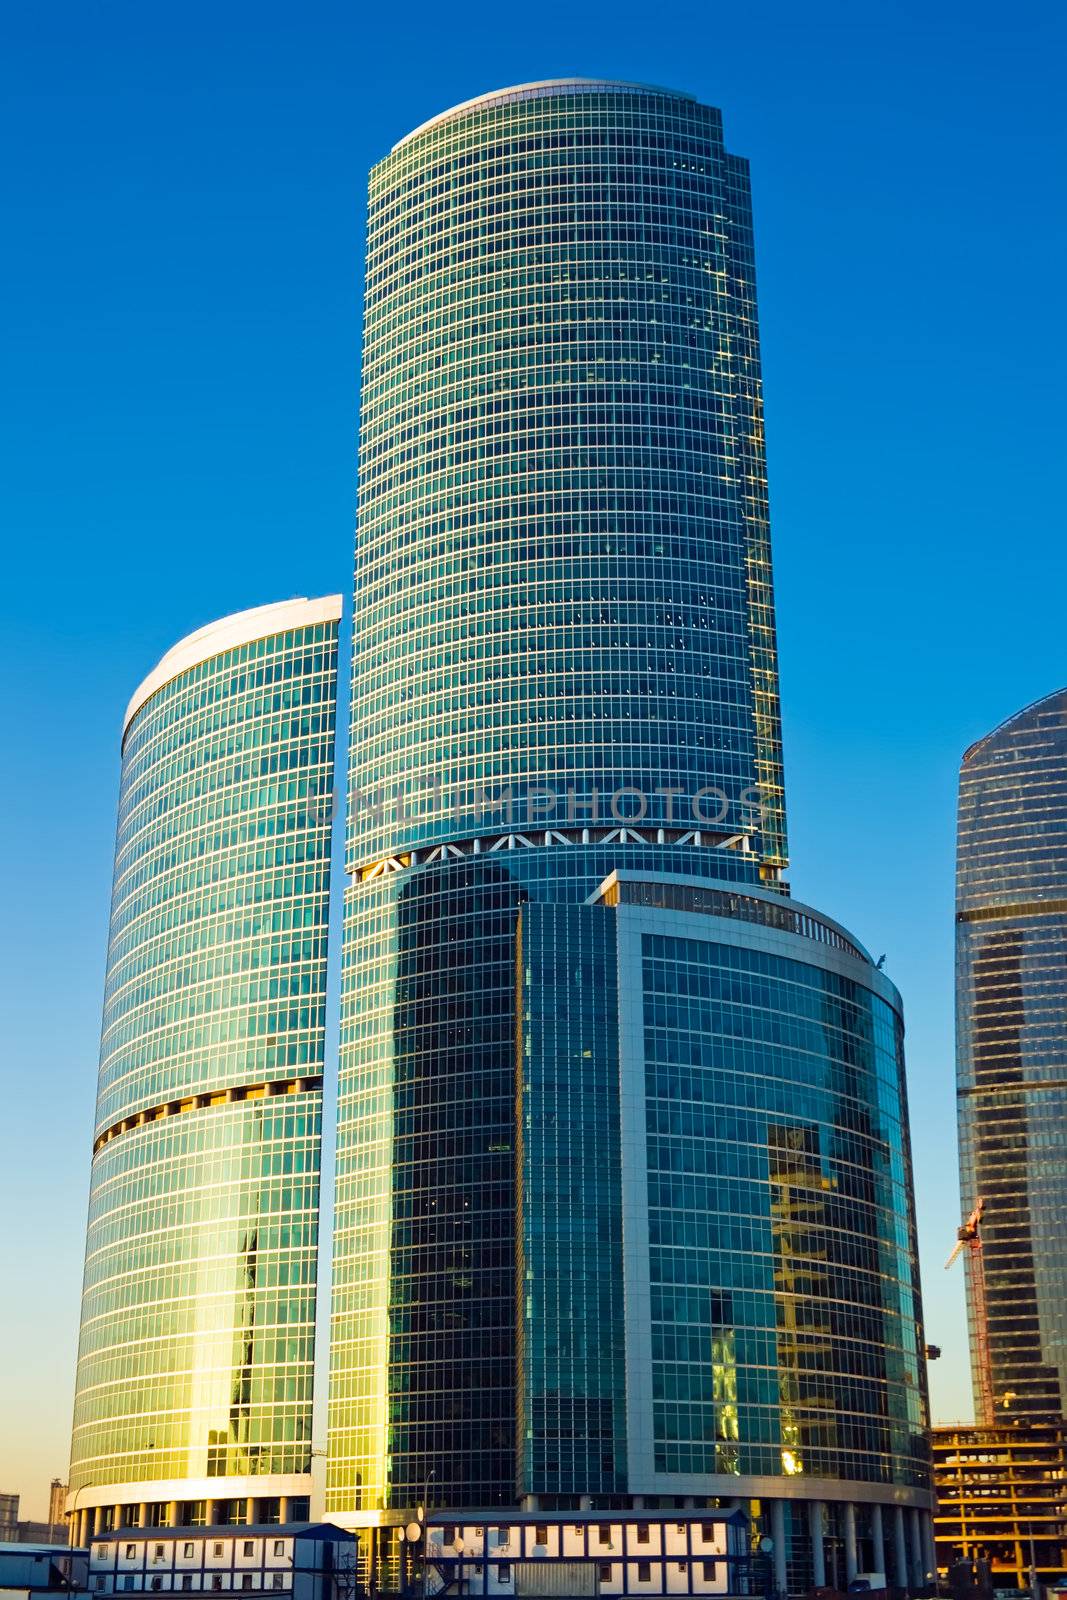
xmin=2 ymin=0 xmax=1065 ymax=1517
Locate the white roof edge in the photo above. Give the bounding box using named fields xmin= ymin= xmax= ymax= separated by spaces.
xmin=391 ymin=79 xmax=695 ymax=153
xmin=123 ymin=595 xmax=343 ymax=739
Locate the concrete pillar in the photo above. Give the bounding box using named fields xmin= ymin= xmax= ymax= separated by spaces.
xmin=277 ymin=1496 xmax=289 ymax=1525
xmin=93 ymin=1507 xmax=105 ymax=1537
xmin=844 ymin=1503 xmax=858 ymax=1584
xmin=771 ymin=1500 xmax=788 ymax=1596
xmin=871 ymin=1504 xmax=885 ymax=1577
xmin=893 ymin=1506 xmax=908 ymax=1591
xmin=114 ymin=1505 xmax=123 ymax=1534
xmin=204 ymin=1499 xmax=216 ymax=1528
xmin=921 ymin=1512 xmax=936 ymax=1584
xmin=166 ymin=1502 xmax=178 ymax=1530
xmin=909 ymin=1508 xmax=923 ymax=1588
xmin=137 ymin=1503 xmax=149 ymax=1530
xmin=809 ymin=1501 xmax=826 ymax=1589
xmin=246 ymin=1498 xmax=256 ymax=1527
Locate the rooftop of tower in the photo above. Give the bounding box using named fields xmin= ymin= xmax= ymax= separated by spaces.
xmin=961 ymin=685 xmax=1067 ymax=766
xmin=392 ymin=78 xmax=697 ymax=152
xmin=122 ymin=594 xmax=343 ymax=742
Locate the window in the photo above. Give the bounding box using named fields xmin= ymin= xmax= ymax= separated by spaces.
xmin=125 ymin=1547 xmax=137 ymax=1560
xmin=535 ymin=1526 xmax=548 ymax=1547
xmin=271 ymin=1579 xmax=284 ymax=1592
xmin=211 ymin=1580 xmax=223 ymax=1592
xmin=213 ymin=1546 xmax=223 ymax=1559
xmin=122 ymin=1581 xmax=135 ymax=1593
xmin=271 ymin=1543 xmax=284 ymax=1558
xmin=599 ymin=1566 xmax=612 ymax=1583
xmin=496 ymin=1566 xmax=511 ymax=1583
xmin=243 ymin=1544 xmax=254 ymax=1558
xmin=151 ymin=1580 xmax=162 ymax=1591
xmin=181 ymin=1580 xmax=193 ymax=1592
xmin=96 ymin=1580 xmax=106 ymax=1592
xmin=183 ymin=1546 xmax=195 ymax=1560
xmin=703 ymin=1562 xmax=717 ymax=1582
xmin=242 ymin=1578 xmax=253 ymax=1592
xmin=700 ymin=1526 xmax=715 ymax=1544
xmin=636 ymin=1525 xmax=650 ymax=1545
xmin=637 ymin=1562 xmax=651 ymax=1582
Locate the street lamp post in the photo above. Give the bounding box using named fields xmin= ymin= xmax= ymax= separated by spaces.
xmin=419 ymin=1469 xmax=436 ymax=1600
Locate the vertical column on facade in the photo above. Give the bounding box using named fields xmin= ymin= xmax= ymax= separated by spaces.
xmin=166 ymin=1502 xmax=178 ymax=1529
xmin=204 ymin=1499 xmax=216 ymax=1528
xmin=892 ymin=1507 xmax=908 ymax=1590
xmin=245 ymin=1498 xmax=256 ymax=1527
xmin=870 ymin=1504 xmax=885 ymax=1577
xmin=908 ymin=1507 xmax=924 ymax=1587
xmin=137 ymin=1504 xmax=149 ymax=1530
xmin=278 ymin=1497 xmax=289 ymax=1525
xmin=770 ymin=1500 xmax=788 ymax=1595
xmin=808 ymin=1502 xmax=826 ymax=1588
xmin=92 ymin=1507 xmax=104 ymax=1537
xmin=843 ymin=1503 xmax=858 ymax=1583
xmin=921 ymin=1511 xmax=936 ymax=1584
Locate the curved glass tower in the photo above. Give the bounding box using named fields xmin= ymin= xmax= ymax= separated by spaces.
xmin=957 ymin=688 xmax=1067 ymax=1420
xmin=69 ymin=597 xmax=342 ymax=1542
xmin=329 ymin=80 xmax=931 ymax=1591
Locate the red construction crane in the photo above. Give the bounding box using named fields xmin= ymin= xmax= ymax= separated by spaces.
xmin=946 ymin=1197 xmax=995 ymax=1426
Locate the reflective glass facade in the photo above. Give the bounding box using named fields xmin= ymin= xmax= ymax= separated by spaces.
xmin=329 ymin=80 xmax=931 ymax=1563
xmin=70 ymin=600 xmax=341 ymax=1520
xmin=634 ymin=925 xmax=926 ymax=1488
xmin=957 ymin=688 xmax=1067 ymax=1418
xmin=349 ymin=78 xmax=785 ymax=867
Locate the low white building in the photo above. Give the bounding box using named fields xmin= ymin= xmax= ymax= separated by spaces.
xmin=421 ymin=1510 xmax=749 ymax=1597
xmin=86 ymin=1525 xmax=357 ymax=1600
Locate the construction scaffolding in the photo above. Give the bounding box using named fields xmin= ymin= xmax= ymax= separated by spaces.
xmin=932 ymin=1420 xmax=1067 ymax=1589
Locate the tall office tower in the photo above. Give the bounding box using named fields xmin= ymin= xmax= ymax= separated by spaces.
xmin=329 ymin=80 xmax=932 ymax=1591
xmin=957 ymin=688 xmax=1067 ymax=1422
xmin=68 ymin=597 xmax=342 ymax=1545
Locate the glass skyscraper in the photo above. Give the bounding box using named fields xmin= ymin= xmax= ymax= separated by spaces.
xmin=68 ymin=597 xmax=342 ymax=1544
xmin=328 ymin=80 xmax=932 ymax=1592
xmin=957 ymin=688 xmax=1067 ymax=1421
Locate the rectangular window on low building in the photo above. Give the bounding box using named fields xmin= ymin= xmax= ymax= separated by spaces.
xmin=638 ymin=1562 xmax=651 ymax=1582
